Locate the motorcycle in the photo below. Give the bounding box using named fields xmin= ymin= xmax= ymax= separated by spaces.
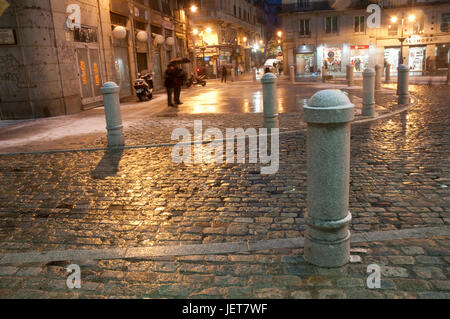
xmin=133 ymin=73 xmax=154 ymax=101
xmin=185 ymin=73 xmax=206 ymax=88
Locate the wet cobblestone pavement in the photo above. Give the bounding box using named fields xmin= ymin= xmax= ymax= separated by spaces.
xmin=0 ymin=84 xmax=448 ymax=298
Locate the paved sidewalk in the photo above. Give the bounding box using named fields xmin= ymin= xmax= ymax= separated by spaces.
xmin=0 ymin=84 xmax=448 ymax=298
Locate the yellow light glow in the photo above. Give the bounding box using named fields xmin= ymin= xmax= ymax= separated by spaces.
xmin=193 ymin=28 xmax=198 ymax=35
xmin=277 ymin=39 xmax=281 ymax=44
xmin=391 ymin=16 xmax=398 ymax=23
xmin=277 ymin=31 xmax=282 ymax=37
xmin=243 ymin=37 xmax=247 ymax=42
xmin=259 ymin=40 xmax=263 ymax=45
xmin=190 ymin=5 xmax=197 ymax=13
xmin=206 ymin=27 xmax=212 ymax=34
xmin=408 ymin=14 xmax=416 ymax=22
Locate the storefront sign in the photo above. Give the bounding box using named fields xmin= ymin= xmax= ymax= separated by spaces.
xmin=405 ymin=36 xmax=438 ymax=45
xmin=0 ymin=28 xmax=15 ymax=44
xmin=350 ymin=45 xmax=369 ymax=50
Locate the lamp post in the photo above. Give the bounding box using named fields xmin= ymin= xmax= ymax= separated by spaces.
xmin=390 ymin=14 xmax=415 ymax=67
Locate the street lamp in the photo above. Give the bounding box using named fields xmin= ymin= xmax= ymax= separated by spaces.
xmin=390 ymin=14 xmax=416 ymax=66
xmin=277 ymin=31 xmax=282 ymax=38
xmin=190 ymin=5 xmax=198 ymax=13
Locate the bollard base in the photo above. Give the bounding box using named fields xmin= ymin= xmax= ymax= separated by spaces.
xmin=107 ymin=125 xmax=125 ymax=147
xmin=362 ymin=104 xmax=376 ymax=117
xmin=398 ymin=95 xmax=410 ymax=105
xmin=304 ymin=231 xmax=351 ymax=268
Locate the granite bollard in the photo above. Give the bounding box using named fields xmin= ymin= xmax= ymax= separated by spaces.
xmin=303 ymin=89 xmax=354 ymax=267
xmin=346 ymin=64 xmax=354 ymax=86
xmin=261 ymin=73 xmax=279 ymax=130
xmin=101 ymin=82 xmax=124 ymax=147
xmin=375 ymin=64 xmax=382 ymax=90
xmin=385 ymin=63 xmax=391 ymax=83
xmin=362 ymin=68 xmax=376 ymax=117
xmin=290 ymin=65 xmax=295 ymax=84
xmin=398 ymin=64 xmax=410 ymax=105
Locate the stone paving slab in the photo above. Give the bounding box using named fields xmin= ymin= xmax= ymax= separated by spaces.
xmin=0 ymin=235 xmax=448 ymax=298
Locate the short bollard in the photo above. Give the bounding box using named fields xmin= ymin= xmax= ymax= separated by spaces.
xmin=346 ymin=64 xmax=354 ymax=86
xmin=385 ymin=63 xmax=391 ymax=83
xmin=101 ymin=82 xmax=124 ymax=147
xmin=447 ymin=63 xmax=450 ymax=84
xmin=398 ymin=64 xmax=410 ymax=105
xmin=362 ymin=68 xmax=376 ymax=117
xmin=375 ymin=64 xmax=382 ymax=90
xmin=231 ymin=68 xmax=236 ymax=82
xmin=253 ymin=67 xmax=257 ymax=82
xmin=290 ymin=65 xmax=295 ymax=84
xmin=303 ymin=89 xmax=354 ymax=268
xmin=261 ymin=73 xmax=279 ymax=129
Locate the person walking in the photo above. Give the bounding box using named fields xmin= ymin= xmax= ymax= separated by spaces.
xmin=164 ymin=63 xmax=185 ymax=107
xmin=221 ymin=65 xmax=227 ymax=83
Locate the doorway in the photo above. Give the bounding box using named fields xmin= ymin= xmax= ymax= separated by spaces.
xmin=76 ymin=44 xmax=103 ymax=106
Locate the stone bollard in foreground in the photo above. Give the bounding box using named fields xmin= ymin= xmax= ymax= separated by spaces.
xmin=375 ymin=64 xmax=382 ymax=90
xmin=362 ymin=68 xmax=376 ymax=117
xmin=101 ymin=82 xmax=124 ymax=147
xmin=385 ymin=63 xmax=391 ymax=83
xmin=290 ymin=65 xmax=295 ymax=84
xmin=303 ymin=89 xmax=354 ymax=267
xmin=253 ymin=67 xmax=257 ymax=82
xmin=346 ymin=64 xmax=354 ymax=87
xmin=398 ymin=64 xmax=410 ymax=105
xmin=231 ymin=68 xmax=236 ymax=82
xmin=261 ymin=73 xmax=279 ymax=129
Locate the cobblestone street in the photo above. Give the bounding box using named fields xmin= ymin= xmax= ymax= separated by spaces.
xmin=0 ymin=82 xmax=448 ymax=298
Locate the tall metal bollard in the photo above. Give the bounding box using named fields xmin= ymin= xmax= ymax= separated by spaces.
xmin=398 ymin=64 xmax=410 ymax=105
xmin=253 ymin=67 xmax=257 ymax=82
xmin=303 ymin=89 xmax=354 ymax=267
xmin=231 ymin=68 xmax=236 ymax=82
xmin=290 ymin=65 xmax=295 ymax=84
xmin=101 ymin=82 xmax=124 ymax=147
xmin=375 ymin=64 xmax=382 ymax=90
xmin=261 ymin=73 xmax=279 ymax=129
xmin=385 ymin=63 xmax=391 ymax=83
xmin=362 ymin=68 xmax=376 ymax=117
xmin=346 ymin=64 xmax=354 ymax=87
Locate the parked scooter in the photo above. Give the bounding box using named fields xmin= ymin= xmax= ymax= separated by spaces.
xmin=185 ymin=73 xmax=207 ymax=87
xmin=134 ymin=73 xmax=153 ymax=101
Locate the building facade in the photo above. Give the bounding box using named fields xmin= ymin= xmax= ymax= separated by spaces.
xmin=0 ymin=0 xmax=189 ymax=119
xmin=280 ymin=0 xmax=450 ymax=78
xmin=188 ymin=0 xmax=270 ymax=78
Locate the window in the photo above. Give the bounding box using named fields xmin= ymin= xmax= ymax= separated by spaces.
xmin=413 ymin=19 xmax=424 ymax=34
xmin=354 ymin=16 xmax=365 ymax=33
xmin=299 ymin=19 xmax=310 ymax=36
xmin=325 ymin=16 xmax=338 ymax=33
xmin=441 ymin=13 xmax=450 ymax=32
xmin=296 ymin=0 xmax=311 ymax=8
xmin=234 ymin=5 xmax=236 ymax=16
xmin=239 ymin=7 xmax=241 ymax=19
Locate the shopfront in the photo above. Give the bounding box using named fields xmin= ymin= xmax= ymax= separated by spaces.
xmin=436 ymin=43 xmax=450 ymax=70
xmin=384 ymin=47 xmax=400 ymax=74
xmin=350 ymin=45 xmax=369 ymax=72
xmin=318 ymin=45 xmax=343 ymax=75
xmin=408 ymin=46 xmax=426 ymax=74
xmin=294 ymin=45 xmax=315 ymax=76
